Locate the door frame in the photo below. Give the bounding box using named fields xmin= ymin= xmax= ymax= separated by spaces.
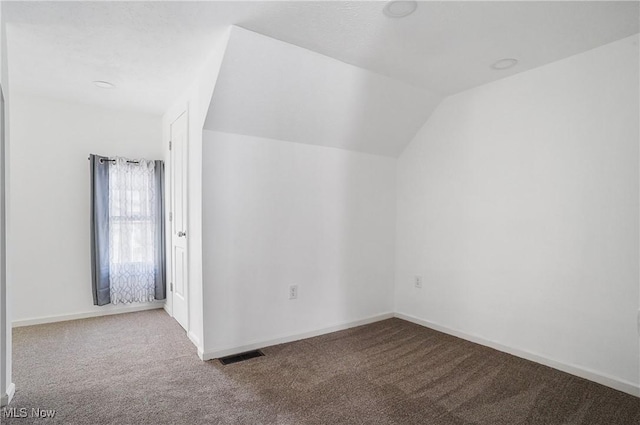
xmin=0 ymin=84 xmax=14 ymax=407
xmin=165 ymin=105 xmax=190 ymax=333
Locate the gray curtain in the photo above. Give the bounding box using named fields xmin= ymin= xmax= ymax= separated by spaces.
xmin=154 ymin=160 xmax=166 ymax=300
xmin=90 ymin=155 xmax=166 ymax=305
xmin=90 ymin=154 xmax=111 ymax=306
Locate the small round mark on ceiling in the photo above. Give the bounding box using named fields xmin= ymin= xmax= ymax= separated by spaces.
xmin=491 ymin=58 xmax=519 ymax=70
xmin=93 ymin=80 xmax=115 ymax=89
xmin=383 ymin=1 xmax=418 ymax=18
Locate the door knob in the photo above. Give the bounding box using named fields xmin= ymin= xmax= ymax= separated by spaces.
xmin=177 ymin=231 xmax=187 ymax=237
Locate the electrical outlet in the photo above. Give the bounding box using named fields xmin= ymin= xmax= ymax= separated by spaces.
xmin=414 ymin=275 xmax=423 ymax=289
xmin=289 ymin=285 xmax=298 ymax=300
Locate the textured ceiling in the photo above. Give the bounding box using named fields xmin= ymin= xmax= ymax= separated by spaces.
xmin=4 ymin=1 xmax=639 ymax=115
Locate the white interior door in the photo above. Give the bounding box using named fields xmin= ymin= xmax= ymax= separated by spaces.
xmin=170 ymin=111 xmax=189 ymax=330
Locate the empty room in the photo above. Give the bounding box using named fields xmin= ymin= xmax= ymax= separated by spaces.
xmin=0 ymin=1 xmax=639 ymax=424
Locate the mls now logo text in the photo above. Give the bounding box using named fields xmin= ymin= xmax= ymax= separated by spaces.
xmin=2 ymin=407 xmax=57 ymax=419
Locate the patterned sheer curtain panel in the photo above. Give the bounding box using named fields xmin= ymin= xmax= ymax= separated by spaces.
xmin=108 ymin=158 xmax=157 ymax=304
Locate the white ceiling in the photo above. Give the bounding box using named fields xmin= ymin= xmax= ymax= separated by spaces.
xmin=205 ymin=27 xmax=442 ymax=157
xmin=5 ymin=1 xmax=639 ymax=115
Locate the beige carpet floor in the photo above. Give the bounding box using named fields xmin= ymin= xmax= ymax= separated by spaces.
xmin=3 ymin=310 xmax=639 ymax=424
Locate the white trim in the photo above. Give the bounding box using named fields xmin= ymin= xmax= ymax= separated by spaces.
xmin=1 ymin=382 xmax=14 ymax=407
xmin=394 ymin=312 xmax=640 ymax=398
xmin=12 ymin=302 xmax=165 ymax=328
xmin=201 ymin=312 xmax=394 ymax=361
xmin=187 ymin=330 xmax=203 ymax=359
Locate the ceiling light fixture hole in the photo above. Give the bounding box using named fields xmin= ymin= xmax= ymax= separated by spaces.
xmin=383 ymin=1 xmax=418 ymax=18
xmin=491 ymin=58 xmax=519 ymax=70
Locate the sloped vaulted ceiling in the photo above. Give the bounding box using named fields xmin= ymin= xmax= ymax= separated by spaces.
xmin=5 ymin=1 xmax=638 ymax=156
xmin=204 ymin=27 xmax=442 ymax=157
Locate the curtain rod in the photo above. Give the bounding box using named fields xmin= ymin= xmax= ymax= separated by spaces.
xmin=87 ymin=156 xmax=140 ymax=164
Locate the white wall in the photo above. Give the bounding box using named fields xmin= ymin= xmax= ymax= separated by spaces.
xmin=201 ymin=130 xmax=396 ymax=358
xmin=395 ymin=35 xmax=640 ymax=395
xmin=205 ymin=26 xmax=441 ymax=157
xmin=9 ymin=93 xmax=162 ymax=323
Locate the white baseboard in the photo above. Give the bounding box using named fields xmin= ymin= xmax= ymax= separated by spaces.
xmin=187 ymin=330 xmax=205 ymax=360
xmin=12 ymin=302 xmax=165 ymax=327
xmin=1 ymin=382 xmax=15 ymax=407
xmin=187 ymin=330 xmax=200 ymax=347
xmin=201 ymin=312 xmax=394 ymax=361
xmin=394 ymin=312 xmax=640 ymax=398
